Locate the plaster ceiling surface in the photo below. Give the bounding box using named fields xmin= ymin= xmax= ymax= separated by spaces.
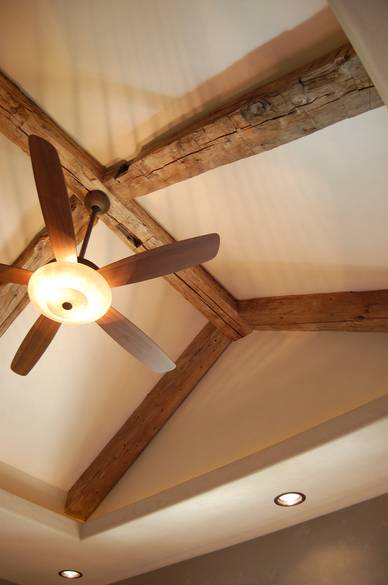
xmin=0 ymin=1 xmax=388 ymax=584
xmin=0 ymin=0 xmax=345 ymax=163
xmin=1 ymin=396 xmax=388 ymax=585
xmin=97 ymin=329 xmax=388 ymax=515
xmin=139 ymin=106 xmax=388 ymax=298
xmin=0 ymin=251 xmax=205 ymax=491
xmin=0 ymin=136 xmax=206 ymax=496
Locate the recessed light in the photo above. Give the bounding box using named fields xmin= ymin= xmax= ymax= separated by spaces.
xmin=58 ymin=570 xmax=83 ymax=579
xmin=274 ymin=492 xmax=306 ymax=507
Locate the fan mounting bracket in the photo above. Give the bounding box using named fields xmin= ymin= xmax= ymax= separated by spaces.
xmin=84 ymin=190 xmax=110 ymax=215
xmin=78 ymin=257 xmax=99 ymax=270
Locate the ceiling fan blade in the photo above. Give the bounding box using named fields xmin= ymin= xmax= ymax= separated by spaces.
xmin=97 ymin=307 xmax=175 ymax=373
xmin=11 ymin=315 xmax=61 ymax=376
xmin=98 ymin=233 xmax=220 ymax=287
xmin=0 ymin=263 xmax=33 ymax=285
xmin=29 ymin=135 xmax=77 ymax=263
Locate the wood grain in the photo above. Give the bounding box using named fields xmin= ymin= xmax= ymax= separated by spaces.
xmin=0 ymin=264 xmax=32 ymax=285
xmin=11 ymin=315 xmax=61 ymax=375
xmin=97 ymin=307 xmax=175 ymax=373
xmin=100 ymin=203 xmax=249 ymax=339
xmin=29 ymin=135 xmax=77 ymax=263
xmin=65 ymin=323 xmax=231 ymax=521
xmin=239 ymin=290 xmax=388 ymax=332
xmin=0 ymin=68 xmax=250 ymax=339
xmin=104 ymin=44 xmax=382 ymax=200
xmin=99 ymin=234 xmax=220 ymax=287
xmin=0 ymin=196 xmax=90 ymax=337
xmin=0 ymin=44 xmax=383 ymax=519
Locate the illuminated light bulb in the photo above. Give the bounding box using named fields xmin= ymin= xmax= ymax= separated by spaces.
xmin=274 ymin=492 xmax=306 ymax=507
xmin=28 ymin=262 xmax=111 ymax=324
xmin=59 ymin=569 xmax=83 ymax=579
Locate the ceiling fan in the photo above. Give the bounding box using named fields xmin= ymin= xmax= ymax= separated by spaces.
xmin=0 ymin=136 xmax=220 ymax=376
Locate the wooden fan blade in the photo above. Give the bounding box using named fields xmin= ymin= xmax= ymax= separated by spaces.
xmin=11 ymin=315 xmax=61 ymax=376
xmin=29 ymin=135 xmax=77 ymax=263
xmin=98 ymin=233 xmax=220 ymax=287
xmin=97 ymin=307 xmax=175 ymax=373
xmin=0 ymin=263 xmax=33 ymax=285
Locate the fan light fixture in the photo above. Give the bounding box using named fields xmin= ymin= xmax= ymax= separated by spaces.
xmin=28 ymin=261 xmax=112 ymax=324
xmin=274 ymin=492 xmax=306 ymax=507
xmin=58 ymin=569 xmax=83 ymax=579
xmin=0 ymin=135 xmax=220 ymax=376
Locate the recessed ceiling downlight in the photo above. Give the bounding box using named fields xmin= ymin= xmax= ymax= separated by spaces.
xmin=58 ymin=569 xmax=83 ymax=579
xmin=274 ymin=492 xmax=306 ymax=507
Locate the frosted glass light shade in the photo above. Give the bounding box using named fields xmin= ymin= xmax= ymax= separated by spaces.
xmin=28 ymin=262 xmax=112 ymax=324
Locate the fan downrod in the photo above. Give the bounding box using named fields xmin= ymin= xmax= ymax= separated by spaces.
xmin=79 ymin=191 xmax=110 ymax=260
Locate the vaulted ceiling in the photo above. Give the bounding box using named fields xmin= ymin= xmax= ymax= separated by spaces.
xmin=0 ymin=1 xmax=388 ymax=584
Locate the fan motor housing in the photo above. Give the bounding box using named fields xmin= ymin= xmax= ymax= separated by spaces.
xmin=84 ymin=190 xmax=110 ymax=214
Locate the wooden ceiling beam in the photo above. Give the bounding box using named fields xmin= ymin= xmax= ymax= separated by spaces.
xmin=65 ymin=322 xmax=231 ymax=521
xmin=0 ymin=44 xmax=382 ymax=340
xmin=0 ymin=197 xmax=89 ymax=336
xmin=1 ymin=45 xmax=383 ymax=520
xmin=99 ymin=199 xmax=250 ymax=339
xmin=239 ymin=289 xmax=388 ymax=332
xmin=104 ymin=43 xmax=382 ymax=201
xmin=0 ymin=70 xmax=250 ymax=339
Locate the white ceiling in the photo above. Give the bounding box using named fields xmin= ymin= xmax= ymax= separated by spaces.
xmin=0 ymin=201 xmax=205 ymax=490
xmin=98 ymin=328 xmax=388 ymax=516
xmin=0 ymin=0 xmax=345 ymax=163
xmin=0 ymin=0 xmax=388 ymax=584
xmin=1 ymin=396 xmax=388 ymax=585
xmin=0 ymin=135 xmax=205 ymax=493
xmin=140 ymin=106 xmax=388 ymax=298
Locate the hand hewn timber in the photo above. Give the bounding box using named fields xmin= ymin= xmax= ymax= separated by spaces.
xmin=65 ymin=322 xmax=231 ymax=521
xmin=104 ymin=43 xmax=382 ymax=200
xmin=0 ymin=197 xmax=89 ymax=337
xmin=0 ymin=69 xmax=250 ymax=339
xmin=239 ymin=290 xmax=388 ymax=332
xmin=0 ymin=42 xmax=384 ymax=522
xmin=98 ymin=199 xmax=250 ymax=339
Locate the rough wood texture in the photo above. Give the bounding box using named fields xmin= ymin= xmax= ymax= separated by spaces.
xmin=101 ymin=202 xmax=250 ymax=339
xmin=65 ymin=323 xmax=231 ymax=521
xmin=0 ymin=68 xmax=103 ymax=183
xmin=104 ymin=43 xmax=382 ymax=200
xmin=0 ymin=68 xmax=250 ymax=339
xmin=239 ymin=290 xmax=388 ymax=332
xmin=0 ymin=196 xmax=89 ymax=337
